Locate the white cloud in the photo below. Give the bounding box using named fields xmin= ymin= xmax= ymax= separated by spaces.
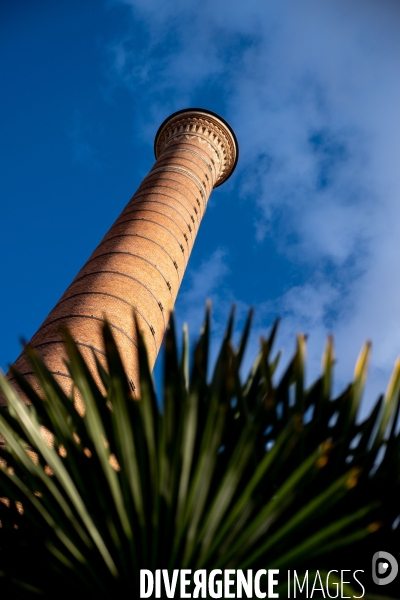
xmin=110 ymin=0 xmax=400 ymax=407
xmin=175 ymin=247 xmax=230 ymax=338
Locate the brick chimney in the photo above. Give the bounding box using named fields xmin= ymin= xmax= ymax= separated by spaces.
xmin=2 ymin=109 xmax=238 ymax=404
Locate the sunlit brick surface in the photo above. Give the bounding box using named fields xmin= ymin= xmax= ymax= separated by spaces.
xmin=2 ymin=109 xmax=237 ymax=404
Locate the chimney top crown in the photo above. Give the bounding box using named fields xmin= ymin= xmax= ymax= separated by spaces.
xmin=154 ymin=108 xmax=238 ymax=187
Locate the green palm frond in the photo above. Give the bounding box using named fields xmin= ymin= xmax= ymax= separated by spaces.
xmin=0 ymin=307 xmax=399 ymax=598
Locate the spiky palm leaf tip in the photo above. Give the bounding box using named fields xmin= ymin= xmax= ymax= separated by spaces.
xmin=0 ymin=306 xmax=399 ymax=598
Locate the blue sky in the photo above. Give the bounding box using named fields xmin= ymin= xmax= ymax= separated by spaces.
xmin=2 ymin=0 xmax=400 ymax=411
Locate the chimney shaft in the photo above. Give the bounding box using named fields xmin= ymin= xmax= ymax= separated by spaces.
xmin=3 ymin=109 xmax=238 ymax=402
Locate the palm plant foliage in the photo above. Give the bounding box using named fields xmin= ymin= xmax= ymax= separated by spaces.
xmin=1 ymin=306 xmax=400 ymax=598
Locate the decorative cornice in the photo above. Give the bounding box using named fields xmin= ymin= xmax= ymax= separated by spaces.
xmin=154 ymin=108 xmax=238 ymax=187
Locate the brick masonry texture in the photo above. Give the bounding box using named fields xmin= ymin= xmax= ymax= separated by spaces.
xmin=2 ymin=109 xmax=238 ymax=406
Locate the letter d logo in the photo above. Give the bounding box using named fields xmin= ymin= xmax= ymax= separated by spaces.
xmin=372 ymin=551 xmax=398 ymax=586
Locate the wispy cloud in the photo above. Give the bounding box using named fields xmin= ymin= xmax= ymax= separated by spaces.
xmin=108 ymin=0 xmax=400 ymax=405
xmin=176 ymin=247 xmax=230 ymax=337
xmin=175 ymin=247 xmax=257 ymax=373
